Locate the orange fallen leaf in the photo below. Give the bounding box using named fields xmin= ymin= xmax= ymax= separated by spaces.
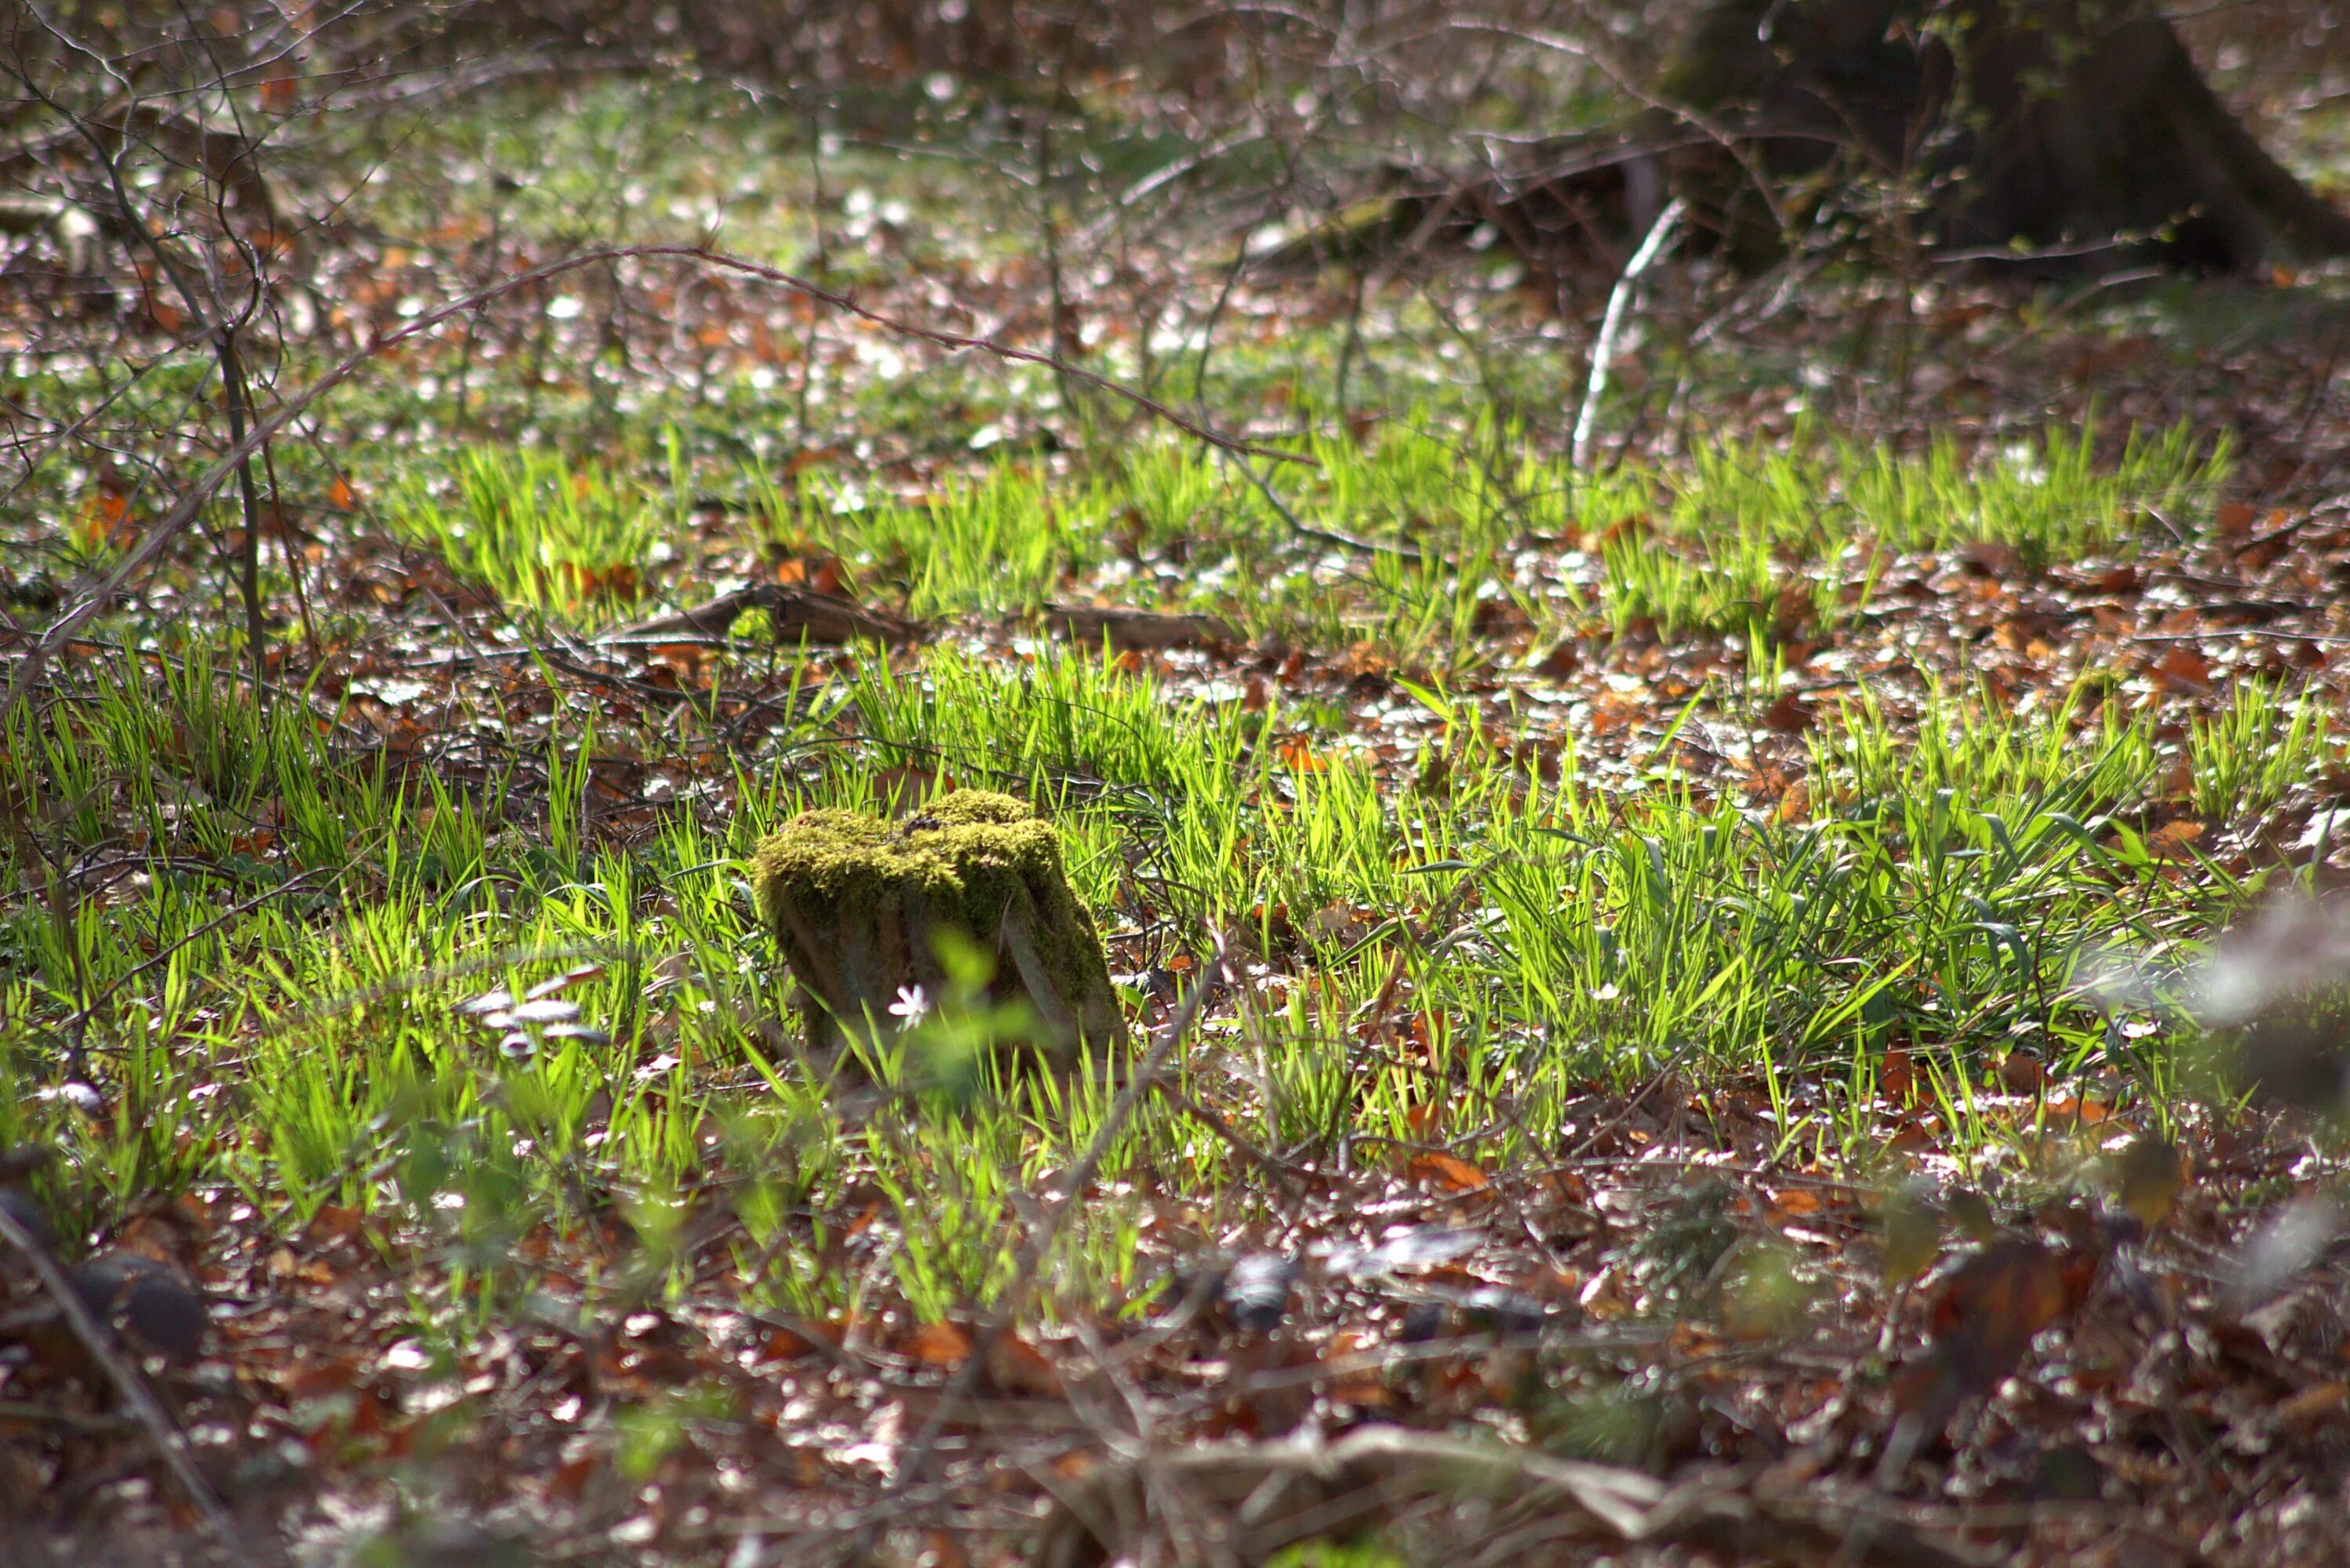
xmin=1771 ymin=1187 xmax=1826 ymax=1218
xmin=1589 ymin=694 xmax=1643 ymax=736
xmin=1878 ymin=1050 xmax=1917 ymax=1104
xmin=2151 ymin=647 xmax=2213 ymax=695
xmin=1408 ymin=1151 xmax=1490 ymax=1192
xmin=756 ymin=1317 xmax=840 ymax=1363
xmin=904 ymin=1321 xmax=974 ymax=1368
xmin=1277 ymin=736 xmax=1329 ymax=771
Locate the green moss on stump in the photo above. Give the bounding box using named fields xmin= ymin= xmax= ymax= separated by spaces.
xmin=749 ymin=790 xmax=1126 ymax=1062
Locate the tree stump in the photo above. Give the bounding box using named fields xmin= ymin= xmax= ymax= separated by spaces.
xmin=749 ymin=790 xmax=1126 ymax=1065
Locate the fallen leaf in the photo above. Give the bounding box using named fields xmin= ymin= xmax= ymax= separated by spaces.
xmin=1894 ymin=1236 xmax=2089 ymax=1437
xmin=2114 ymin=1135 xmax=2188 ymax=1231
xmin=986 ymin=1332 xmax=1063 ymax=1397
xmin=2152 ymin=647 xmax=2214 ymax=695
xmin=1878 ymin=1049 xmax=1916 ymax=1104
xmin=1761 ymin=692 xmax=1813 ymax=734
xmin=1408 ymin=1151 xmax=1491 ymax=1192
xmin=1880 ymin=1179 xmax=1944 ymax=1288
xmin=1536 ymin=641 xmax=1580 ymax=677
xmin=2042 ymin=1095 xmax=2117 ymax=1126
xmin=2150 ymin=818 xmax=2207 ymax=857
xmin=1770 ymin=1187 xmax=1825 ymax=1218
xmin=904 ymin=1321 xmax=974 ymax=1368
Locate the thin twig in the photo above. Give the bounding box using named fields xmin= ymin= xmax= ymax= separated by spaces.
xmin=0 ymin=1199 xmax=248 ymax=1557
xmin=66 ymin=870 xmax=318 ymax=1037
xmin=1152 ymin=1078 xmax=1311 ymax=1194
xmin=1 ymin=241 xmax=1308 ymax=725
xmin=1220 ymin=445 xmax=1426 ymax=561
xmin=1573 ymin=196 xmax=1687 ymax=471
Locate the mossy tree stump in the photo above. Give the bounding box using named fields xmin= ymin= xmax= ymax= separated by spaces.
xmin=749 ymin=791 xmax=1126 ymax=1064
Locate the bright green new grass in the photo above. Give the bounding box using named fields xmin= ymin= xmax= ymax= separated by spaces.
xmin=0 ymin=603 xmax=2308 ymax=1318
xmin=387 ymin=440 xmax=690 ymax=622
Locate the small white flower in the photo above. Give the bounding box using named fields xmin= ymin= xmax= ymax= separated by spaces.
xmin=888 ymin=984 xmax=931 ymax=1025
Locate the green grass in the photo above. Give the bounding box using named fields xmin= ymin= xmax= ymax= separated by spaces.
xmin=389 ymin=442 xmax=685 ymax=621
xmin=1 ymin=594 xmax=2307 ymax=1315
xmin=0 ymin=69 xmax=2311 ymax=1360
xmin=1600 ymin=423 xmax=2223 ymax=639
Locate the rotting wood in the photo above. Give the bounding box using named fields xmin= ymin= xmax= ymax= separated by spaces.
xmin=749 ymin=790 xmax=1126 ymax=1065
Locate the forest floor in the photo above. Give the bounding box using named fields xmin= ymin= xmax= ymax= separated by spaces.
xmin=12 ymin=61 xmax=2350 ymax=1568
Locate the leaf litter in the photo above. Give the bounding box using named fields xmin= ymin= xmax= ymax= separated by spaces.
xmin=15 ymin=37 xmax=2350 ymax=1568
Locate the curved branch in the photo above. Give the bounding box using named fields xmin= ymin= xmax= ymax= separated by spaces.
xmin=0 ymin=241 xmax=1311 ymax=723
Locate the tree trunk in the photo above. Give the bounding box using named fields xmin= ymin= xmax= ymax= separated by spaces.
xmin=1364 ymin=0 xmax=2350 ymax=277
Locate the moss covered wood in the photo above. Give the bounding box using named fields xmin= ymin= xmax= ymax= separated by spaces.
xmin=748 ymin=790 xmax=1126 ymax=1061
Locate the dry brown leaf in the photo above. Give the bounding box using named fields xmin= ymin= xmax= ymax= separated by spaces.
xmin=1770 ymin=1187 xmax=1825 ymax=1218
xmin=1408 ymin=1151 xmax=1491 ymax=1192
xmin=2042 ymin=1095 xmax=2117 ymax=1126
xmin=985 ymin=1331 xmax=1063 ymax=1397
xmin=1762 ymin=692 xmax=1814 ymax=734
xmin=904 ymin=1321 xmax=974 ymax=1368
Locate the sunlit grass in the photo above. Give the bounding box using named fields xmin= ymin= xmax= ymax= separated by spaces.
xmin=388 ymin=443 xmax=682 ymax=621
xmin=1 ymin=591 xmax=2310 ymax=1310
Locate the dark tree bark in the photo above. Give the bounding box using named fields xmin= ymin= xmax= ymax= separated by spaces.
xmin=1368 ymin=0 xmax=2350 ymax=277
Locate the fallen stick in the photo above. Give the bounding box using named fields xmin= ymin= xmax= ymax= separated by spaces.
xmin=1034 ymin=1424 xmax=1994 ymax=1568
xmin=1572 ymin=195 xmax=1687 ymax=471
xmin=599 ymin=583 xmax=922 ymax=647
xmin=1039 ymin=602 xmax=1239 ymax=652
